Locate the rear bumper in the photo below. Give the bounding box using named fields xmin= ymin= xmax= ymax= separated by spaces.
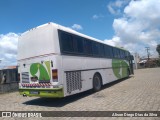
xmin=19 ymin=88 xmax=64 ymax=98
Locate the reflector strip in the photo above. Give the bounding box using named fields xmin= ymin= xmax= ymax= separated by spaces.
xmin=21 ymin=83 xmax=51 ymax=87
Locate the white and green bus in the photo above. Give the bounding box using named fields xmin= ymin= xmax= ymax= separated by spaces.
xmin=18 ymin=22 xmax=134 ymax=98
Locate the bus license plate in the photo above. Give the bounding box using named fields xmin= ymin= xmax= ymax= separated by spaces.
xmin=30 ymin=91 xmax=39 ymax=95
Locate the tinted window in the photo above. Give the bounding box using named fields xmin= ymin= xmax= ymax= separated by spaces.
xmin=92 ymin=42 xmax=99 ymax=56
xmin=120 ymin=50 xmax=125 ymax=58
xmin=58 ymin=30 xmax=129 ymax=59
xmin=99 ymin=44 xmax=105 ymax=57
xmin=113 ymin=48 xmax=120 ymax=58
xmin=104 ymin=45 xmax=110 ymax=57
xmin=124 ymin=51 xmax=129 ymax=59
xmin=84 ymin=39 xmax=92 ymax=55
xmin=105 ymin=45 xmax=113 ymax=58
xmin=59 ymin=31 xmax=74 ymax=53
xmin=109 ymin=47 xmax=113 ymax=58
xmin=74 ymin=36 xmax=84 ymax=54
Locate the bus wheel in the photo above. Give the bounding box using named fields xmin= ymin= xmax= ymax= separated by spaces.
xmin=93 ymin=73 xmax=102 ymax=92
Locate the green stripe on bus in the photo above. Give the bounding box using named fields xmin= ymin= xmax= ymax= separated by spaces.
xmin=112 ymin=59 xmax=129 ymax=79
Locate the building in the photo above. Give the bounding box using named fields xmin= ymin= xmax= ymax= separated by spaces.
xmin=0 ymin=66 xmax=18 ymax=93
xmin=138 ymin=58 xmax=159 ymax=68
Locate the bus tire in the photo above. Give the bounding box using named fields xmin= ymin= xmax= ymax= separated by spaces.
xmin=93 ymin=73 xmax=102 ymax=92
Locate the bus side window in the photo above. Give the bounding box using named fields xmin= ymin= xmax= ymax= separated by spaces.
xmin=116 ymin=49 xmax=120 ymax=58
xmin=74 ymin=36 xmax=84 ymax=54
xmin=104 ymin=45 xmax=110 ymax=58
xmin=84 ymin=39 xmax=92 ymax=56
xmin=117 ymin=49 xmax=121 ymax=58
xmin=113 ymin=48 xmax=117 ymax=58
xmin=59 ymin=31 xmax=74 ymax=53
xmin=99 ymin=44 xmax=104 ymax=57
xmin=119 ymin=50 xmax=122 ymax=59
xmin=110 ymin=46 xmax=114 ymax=58
xmin=124 ymin=51 xmax=129 ymax=59
xmin=121 ymin=50 xmax=125 ymax=59
xmin=92 ymin=41 xmax=99 ymax=56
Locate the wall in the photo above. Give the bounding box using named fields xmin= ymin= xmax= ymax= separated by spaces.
xmin=0 ymin=68 xmax=18 ymax=93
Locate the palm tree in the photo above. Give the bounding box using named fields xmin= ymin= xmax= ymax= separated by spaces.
xmin=156 ymin=44 xmax=160 ymax=58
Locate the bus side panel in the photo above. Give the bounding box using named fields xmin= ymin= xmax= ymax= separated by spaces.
xmin=61 ymin=56 xmax=130 ymax=97
xmin=61 ymin=56 xmax=117 ymax=97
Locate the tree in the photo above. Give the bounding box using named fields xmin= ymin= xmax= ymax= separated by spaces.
xmin=156 ymin=44 xmax=160 ymax=58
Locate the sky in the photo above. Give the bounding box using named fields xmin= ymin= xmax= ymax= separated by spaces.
xmin=0 ymin=0 xmax=160 ymax=68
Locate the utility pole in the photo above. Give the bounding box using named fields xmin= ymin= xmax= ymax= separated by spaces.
xmin=0 ymin=60 xmax=1 ymax=70
xmin=135 ymin=52 xmax=140 ymax=69
xmin=145 ymin=47 xmax=150 ymax=60
xmin=134 ymin=53 xmax=138 ymax=69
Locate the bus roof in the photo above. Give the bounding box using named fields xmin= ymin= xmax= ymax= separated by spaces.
xmin=20 ymin=22 xmax=129 ymax=52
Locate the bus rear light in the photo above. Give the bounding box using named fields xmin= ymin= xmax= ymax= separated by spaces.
xmin=52 ymin=69 xmax=58 ymax=82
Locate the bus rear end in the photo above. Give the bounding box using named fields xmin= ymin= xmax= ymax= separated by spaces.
xmin=18 ymin=23 xmax=64 ymax=98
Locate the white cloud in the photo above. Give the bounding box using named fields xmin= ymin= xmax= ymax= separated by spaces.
xmin=92 ymin=14 xmax=104 ymax=20
xmin=93 ymin=15 xmax=99 ymax=19
xmin=105 ymin=0 xmax=160 ymax=58
xmin=114 ymin=0 xmax=124 ymax=7
xmin=107 ymin=4 xmax=116 ymax=15
xmin=71 ymin=24 xmax=83 ymax=30
xmin=104 ymin=36 xmax=122 ymax=46
xmin=0 ymin=33 xmax=19 ymax=68
xmin=107 ymin=0 xmax=130 ymax=15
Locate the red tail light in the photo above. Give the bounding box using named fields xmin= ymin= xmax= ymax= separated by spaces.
xmin=52 ymin=69 xmax=58 ymax=82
